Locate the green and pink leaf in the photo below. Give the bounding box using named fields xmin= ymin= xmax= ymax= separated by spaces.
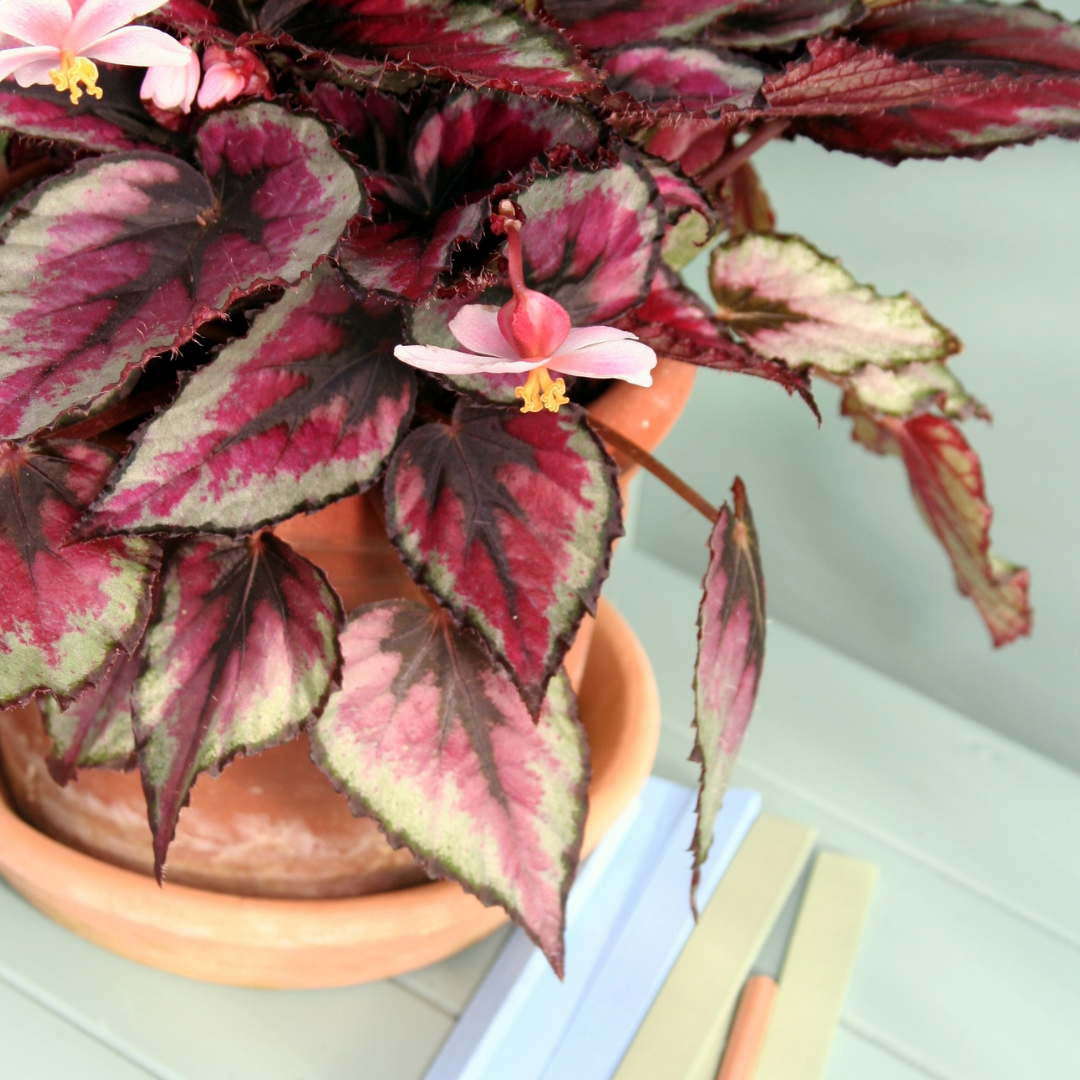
xmin=87 ymin=266 xmax=413 ymax=535
xmin=692 ymin=478 xmax=765 ymax=908
xmin=0 ymin=439 xmax=160 ymax=709
xmin=310 ymin=600 xmax=589 ymax=974
xmin=384 ymin=401 xmax=622 ymax=716
xmin=135 ymin=534 xmax=344 ymax=877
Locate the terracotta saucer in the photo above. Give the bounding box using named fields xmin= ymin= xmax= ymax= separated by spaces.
xmin=0 ymin=597 xmax=659 ymax=989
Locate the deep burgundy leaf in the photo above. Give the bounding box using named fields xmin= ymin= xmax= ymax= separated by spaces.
xmin=545 ymin=0 xmax=740 ymax=50
xmin=601 ymin=44 xmax=765 ymax=115
xmin=0 ymin=439 xmax=160 ymax=709
xmin=135 ymin=533 xmax=344 ymax=877
xmin=310 ymin=600 xmax=589 ymax=973
xmin=43 ymin=652 xmax=139 ymax=785
xmin=0 ymin=68 xmax=172 ymax=153
xmin=845 ymin=398 xmax=1031 ymax=646
xmin=0 ymin=101 xmax=363 ymax=440
xmin=337 ymin=89 xmax=598 ymax=303
xmin=640 ymin=114 xmax=733 ymax=189
xmin=692 ymin=478 xmax=765 ymax=907
xmin=384 ymin=401 xmax=623 ymax=717
xmin=709 ymin=0 xmax=863 ymax=51
xmin=166 ymin=0 xmax=600 ymax=96
xmin=615 ymin=268 xmax=820 ymax=417
xmin=87 ymin=265 xmax=413 ymax=535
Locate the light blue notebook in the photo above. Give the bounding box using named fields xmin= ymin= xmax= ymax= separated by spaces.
xmin=423 ymin=779 xmax=762 ymax=1080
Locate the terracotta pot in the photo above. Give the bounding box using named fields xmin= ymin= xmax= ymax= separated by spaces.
xmin=0 ymin=597 xmax=659 ymax=987
xmin=0 ymin=360 xmax=695 ymax=983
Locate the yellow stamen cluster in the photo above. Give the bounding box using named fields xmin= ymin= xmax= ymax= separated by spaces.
xmin=50 ymin=52 xmax=103 ymax=105
xmin=515 ymin=366 xmax=569 ymax=414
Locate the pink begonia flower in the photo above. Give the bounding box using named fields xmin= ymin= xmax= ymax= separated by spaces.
xmin=140 ymin=35 xmax=199 ymax=113
xmin=394 ymin=205 xmax=657 ymax=414
xmin=195 ymin=44 xmax=271 ymax=110
xmin=0 ymin=0 xmax=193 ymax=105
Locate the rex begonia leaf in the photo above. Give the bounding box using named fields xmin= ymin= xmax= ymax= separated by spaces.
xmin=545 ymin=0 xmax=739 ymax=50
xmin=86 ymin=266 xmax=413 ymax=535
xmin=846 ymin=401 xmax=1031 ymax=647
xmin=309 ymin=600 xmax=589 ymax=974
xmin=641 ymin=159 xmax=720 ymax=270
xmin=692 ymin=478 xmax=765 ymax=907
xmin=0 ymin=439 xmax=160 ymax=710
xmin=0 ymin=69 xmax=170 ymax=153
xmin=135 ymin=533 xmax=344 ymax=877
xmin=615 ymin=268 xmax=820 ymax=416
xmin=708 ymin=232 xmax=958 ymax=373
xmin=0 ymin=101 xmax=362 ymax=441
xmin=708 ymin=0 xmax=863 ymax=51
xmin=42 ymin=652 xmax=139 ymax=785
xmin=767 ymin=1 xmax=1080 ymax=161
xmin=337 ymin=89 xmax=598 ymax=303
xmin=845 ymin=360 xmax=985 ymax=421
xmin=384 ymin=401 xmax=622 ymax=717
xmin=174 ymin=0 xmax=601 ymax=97
xmin=515 ymin=158 xmax=665 ymax=324
xmin=602 ymin=44 xmax=765 ymax=116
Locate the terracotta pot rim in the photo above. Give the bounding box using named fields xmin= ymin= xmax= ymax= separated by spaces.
xmin=0 ymin=598 xmax=660 ymax=988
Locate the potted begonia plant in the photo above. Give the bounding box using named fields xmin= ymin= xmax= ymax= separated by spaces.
xmin=0 ymin=0 xmax=1046 ymax=979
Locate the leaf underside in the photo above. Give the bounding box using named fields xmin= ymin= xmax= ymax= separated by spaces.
xmin=0 ymin=438 xmax=160 ymax=710
xmin=691 ymin=479 xmax=765 ymax=909
xmin=385 ymin=400 xmax=622 ymax=717
xmin=135 ymin=533 xmax=344 ymax=878
xmin=88 ymin=264 xmax=414 ymax=536
xmin=310 ymin=600 xmax=590 ymax=974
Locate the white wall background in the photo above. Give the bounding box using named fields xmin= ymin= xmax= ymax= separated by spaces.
xmin=633 ymin=120 xmax=1080 ymax=771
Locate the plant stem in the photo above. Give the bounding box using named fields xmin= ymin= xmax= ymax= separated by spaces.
xmin=587 ymin=415 xmax=718 ymax=524
xmin=697 ymin=120 xmax=790 ymax=191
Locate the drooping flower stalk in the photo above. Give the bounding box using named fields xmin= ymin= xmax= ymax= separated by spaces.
xmin=394 ymin=200 xmax=656 ymax=413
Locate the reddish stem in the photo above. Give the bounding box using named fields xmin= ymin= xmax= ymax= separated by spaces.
xmin=697 ymin=121 xmax=790 ymax=191
xmin=588 ymin=416 xmax=718 ymax=524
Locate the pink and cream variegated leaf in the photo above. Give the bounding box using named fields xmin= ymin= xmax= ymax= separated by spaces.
xmin=616 ymin=268 xmax=820 ymax=416
xmin=545 ymin=0 xmax=740 ymax=50
xmin=709 ymin=232 xmax=958 ymax=373
xmin=640 ymin=159 xmax=721 ymax=270
xmin=845 ymin=360 xmax=986 ymax=422
xmin=337 ymin=89 xmax=598 ymax=303
xmin=385 ymin=401 xmax=623 ymax=717
xmin=135 ymin=533 xmax=344 ymax=877
xmin=309 ymin=600 xmax=589 ymax=974
xmin=0 ymin=68 xmax=172 ymax=153
xmin=86 ymin=266 xmax=413 ymax=535
xmin=515 ymin=158 xmax=665 ymax=325
xmin=0 ymin=439 xmax=160 ymax=710
xmin=692 ymin=478 xmax=765 ymax=908
xmin=708 ymin=0 xmax=863 ymax=51
xmin=846 ymin=400 xmax=1031 ymax=646
xmin=42 ymin=652 xmax=139 ymax=785
xmin=0 ymin=102 xmax=362 ymax=441
xmin=602 ymin=44 xmax=766 ymax=116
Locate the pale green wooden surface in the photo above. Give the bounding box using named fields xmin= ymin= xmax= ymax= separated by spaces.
xmin=1 ymin=541 xmax=1078 ymax=1079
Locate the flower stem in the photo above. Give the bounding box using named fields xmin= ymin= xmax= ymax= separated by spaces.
xmin=697 ymin=120 xmax=790 ymax=191
xmin=587 ymin=416 xmax=718 ymax=524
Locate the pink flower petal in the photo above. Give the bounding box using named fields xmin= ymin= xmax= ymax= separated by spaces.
xmin=550 ymin=338 xmax=657 ymax=386
xmin=448 ymin=305 xmax=521 ymax=360
xmin=394 ymin=344 xmax=539 ymax=376
xmin=68 ymin=0 xmax=168 ymax=52
xmin=0 ymin=45 xmax=60 ymax=84
xmin=560 ymin=325 xmax=641 ymax=351
xmin=196 ymin=61 xmax=245 ymax=108
xmin=0 ymin=0 xmax=71 ymax=48
xmin=82 ymin=25 xmax=192 ymax=67
xmin=140 ymin=47 xmax=199 ymax=110
xmin=12 ymin=53 xmax=61 ymax=85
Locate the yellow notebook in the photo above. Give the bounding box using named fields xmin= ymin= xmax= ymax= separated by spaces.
xmin=612 ymin=814 xmax=817 ymax=1080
